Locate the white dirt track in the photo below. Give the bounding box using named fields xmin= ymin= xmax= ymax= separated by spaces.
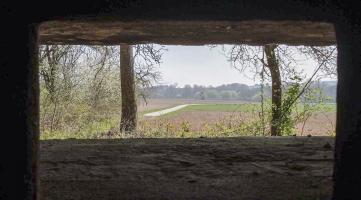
xmin=143 ymin=104 xmax=198 ymax=117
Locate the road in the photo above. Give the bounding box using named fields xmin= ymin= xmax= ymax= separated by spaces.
xmin=143 ymin=104 xmax=195 ymax=117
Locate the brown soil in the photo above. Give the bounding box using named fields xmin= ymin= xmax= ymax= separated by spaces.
xmin=141 ymin=111 xmax=254 ymax=131
xmin=39 ymin=137 xmax=334 ymax=200
xmin=295 ymin=112 xmax=336 ymax=136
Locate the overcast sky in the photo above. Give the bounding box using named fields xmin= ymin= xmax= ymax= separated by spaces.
xmin=155 ymin=45 xmax=336 ymax=87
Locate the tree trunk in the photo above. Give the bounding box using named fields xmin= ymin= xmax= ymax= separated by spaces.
xmin=264 ymin=44 xmax=282 ymax=136
xmin=120 ymin=44 xmax=137 ymax=133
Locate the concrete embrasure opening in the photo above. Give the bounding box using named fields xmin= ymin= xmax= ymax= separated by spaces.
xmin=37 ymin=20 xmax=336 ymax=200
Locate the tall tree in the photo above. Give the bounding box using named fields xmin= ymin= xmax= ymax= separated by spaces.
xmin=264 ymin=44 xmax=282 ymax=136
xmin=120 ymin=44 xmax=137 ymax=133
xmin=226 ymin=44 xmax=336 ymax=136
xmin=120 ymin=44 xmax=166 ymax=133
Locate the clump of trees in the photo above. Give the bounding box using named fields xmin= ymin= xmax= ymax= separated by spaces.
xmin=148 ymin=81 xmax=336 ymax=102
xmin=39 ymin=44 xmax=165 ymax=138
xmin=149 ymin=83 xmax=267 ymax=100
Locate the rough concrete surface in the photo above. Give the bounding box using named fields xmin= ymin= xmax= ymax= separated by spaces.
xmin=39 ymin=137 xmax=334 ymax=200
xmin=39 ymin=20 xmax=335 ymax=46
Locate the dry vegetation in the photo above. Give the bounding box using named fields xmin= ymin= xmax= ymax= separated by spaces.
xmin=141 ymin=111 xmax=335 ymax=136
xmin=91 ymin=98 xmax=336 ymax=139
xmin=40 ymin=97 xmax=335 ymax=139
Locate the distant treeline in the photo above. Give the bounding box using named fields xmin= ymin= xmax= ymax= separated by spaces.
xmin=148 ymin=81 xmax=337 ymax=102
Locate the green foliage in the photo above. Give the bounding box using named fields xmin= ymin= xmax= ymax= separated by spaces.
xmin=265 ymin=76 xmax=335 ymax=136
xmin=251 ymin=74 xmax=335 ymax=136
xmin=279 ymin=75 xmax=302 ymax=136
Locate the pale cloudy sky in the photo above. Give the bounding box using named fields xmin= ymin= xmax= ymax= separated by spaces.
xmin=155 ymin=45 xmax=336 ymax=87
